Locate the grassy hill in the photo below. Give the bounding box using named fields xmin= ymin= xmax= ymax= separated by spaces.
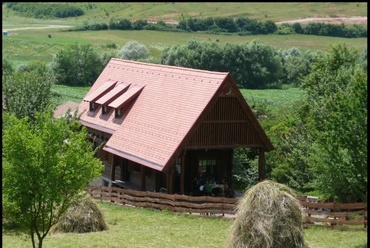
xmin=2 ymin=2 xmax=367 ymax=68
xmin=2 ymin=2 xmax=367 ymax=27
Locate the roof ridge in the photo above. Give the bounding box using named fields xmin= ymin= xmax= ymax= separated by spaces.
xmin=110 ymin=58 xmax=229 ymax=76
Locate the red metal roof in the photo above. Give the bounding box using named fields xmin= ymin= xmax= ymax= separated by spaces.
xmin=78 ymin=58 xmax=273 ymax=172
xmin=53 ymin=101 xmax=79 ymax=118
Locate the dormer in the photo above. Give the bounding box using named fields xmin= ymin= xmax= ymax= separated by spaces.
xmin=83 ymin=80 xmax=117 ymax=111
xmin=95 ymin=83 xmax=131 ymax=115
xmin=109 ymin=85 xmax=145 ymax=119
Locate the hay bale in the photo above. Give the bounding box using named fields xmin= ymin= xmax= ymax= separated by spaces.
xmin=51 ymin=192 xmax=108 ymax=233
xmin=227 ymin=180 xmax=308 ymax=248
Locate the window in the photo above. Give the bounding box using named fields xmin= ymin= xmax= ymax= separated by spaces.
xmin=102 ymin=105 xmax=108 ymax=115
xmin=89 ymin=102 xmax=95 ymax=111
xmin=199 ymin=159 xmax=216 ymax=174
xmin=115 ymin=108 xmax=121 ymax=118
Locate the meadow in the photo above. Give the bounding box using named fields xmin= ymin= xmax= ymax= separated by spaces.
xmin=2 ymin=202 xmax=367 ymax=248
xmin=2 ymin=3 xmax=368 ymax=247
xmin=2 ymin=3 xmax=367 ymax=68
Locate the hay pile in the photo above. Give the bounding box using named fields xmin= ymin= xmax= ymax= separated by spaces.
xmin=227 ymin=180 xmax=307 ymax=248
xmin=51 ymin=193 xmax=109 ymax=234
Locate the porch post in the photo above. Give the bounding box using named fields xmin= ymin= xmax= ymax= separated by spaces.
xmin=110 ymin=155 xmax=116 ymax=182
xmin=258 ymin=148 xmax=265 ymax=181
xmin=140 ymin=165 xmax=146 ymax=191
xmin=168 ymin=167 xmax=174 ymax=194
xmin=180 ymin=150 xmax=186 ymax=194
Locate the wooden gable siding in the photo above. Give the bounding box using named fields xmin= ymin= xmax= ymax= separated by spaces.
xmin=186 ymin=96 xmax=262 ymax=148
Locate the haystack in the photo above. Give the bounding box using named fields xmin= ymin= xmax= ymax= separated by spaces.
xmin=227 ymin=180 xmax=308 ymax=248
xmin=51 ymin=192 xmax=109 ymax=233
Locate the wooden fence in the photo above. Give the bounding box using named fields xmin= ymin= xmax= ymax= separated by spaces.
xmin=301 ymin=201 xmax=367 ymax=231
xmin=86 ymin=186 xmax=237 ymax=217
xmin=86 ymin=186 xmax=367 ymax=231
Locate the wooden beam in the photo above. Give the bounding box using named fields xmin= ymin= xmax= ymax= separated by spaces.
xmin=180 ymin=151 xmax=186 ymax=194
xmin=110 ymin=155 xmax=116 ymax=182
xmin=140 ymin=165 xmax=146 ymax=191
xmin=168 ymin=167 xmax=174 ymax=194
xmin=258 ymin=148 xmax=265 ymax=181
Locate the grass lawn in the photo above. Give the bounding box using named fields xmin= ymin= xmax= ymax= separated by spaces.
xmin=2 ymin=202 xmax=367 ymax=248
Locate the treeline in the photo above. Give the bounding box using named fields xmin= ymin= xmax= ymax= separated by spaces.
xmin=67 ymin=16 xmax=367 ymax=39
xmin=161 ymin=39 xmax=366 ymax=89
xmin=6 ymin=2 xmax=84 ymax=19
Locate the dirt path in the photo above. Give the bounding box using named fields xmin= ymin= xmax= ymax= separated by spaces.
xmin=275 ymin=16 xmax=367 ymax=25
xmin=4 ymin=25 xmax=73 ymax=31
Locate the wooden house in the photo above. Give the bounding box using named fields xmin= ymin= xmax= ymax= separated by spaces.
xmin=77 ymin=58 xmax=274 ymax=195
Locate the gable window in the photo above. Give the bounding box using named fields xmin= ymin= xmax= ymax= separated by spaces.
xmin=115 ymin=108 xmax=121 ymax=118
xmin=102 ymin=105 xmax=108 ymax=115
xmin=89 ymin=102 xmax=95 ymax=111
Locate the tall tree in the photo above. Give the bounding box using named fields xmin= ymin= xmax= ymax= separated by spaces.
xmin=117 ymin=40 xmax=150 ymax=61
xmin=51 ymin=43 xmax=104 ymax=86
xmin=301 ymin=44 xmax=367 ymax=202
xmin=2 ymin=110 xmax=104 ymax=248
xmin=2 ymin=61 xmax=56 ymax=121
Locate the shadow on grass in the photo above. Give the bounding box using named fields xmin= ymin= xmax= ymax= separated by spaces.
xmin=2 ymin=219 xmax=25 ymax=236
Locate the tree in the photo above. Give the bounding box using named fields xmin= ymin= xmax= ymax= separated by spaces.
xmin=2 ymin=110 xmax=104 ymax=248
xmin=2 ymin=61 xmax=56 ymax=121
xmin=2 ymin=57 xmax=14 ymax=76
xmin=51 ymin=43 xmax=104 ymax=86
xmin=117 ymin=40 xmax=150 ymax=61
xmin=301 ymin=44 xmax=367 ymax=202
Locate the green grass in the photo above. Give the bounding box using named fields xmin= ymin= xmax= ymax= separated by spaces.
xmin=3 ymin=29 xmax=367 ymax=69
xmin=2 ymin=3 xmax=367 ymax=68
xmin=51 ymin=84 xmax=90 ymax=107
xmin=2 ymin=2 xmax=367 ymax=26
xmin=2 ymin=202 xmax=367 ymax=248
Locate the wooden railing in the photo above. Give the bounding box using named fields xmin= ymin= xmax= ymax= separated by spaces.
xmin=86 ymin=186 xmax=237 ymax=217
xmin=86 ymin=186 xmax=367 ymax=231
xmin=301 ymin=201 xmax=367 ymax=231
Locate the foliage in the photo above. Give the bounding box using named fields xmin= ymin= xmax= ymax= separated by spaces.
xmin=2 ymin=61 xmax=56 ymax=121
xmin=51 ymin=43 xmax=104 ymax=86
xmin=6 ymin=2 xmax=84 ymax=19
xmin=161 ymin=39 xmax=285 ymax=89
xmin=300 ymin=44 xmax=367 ymax=202
xmin=2 ymin=110 xmax=104 ymax=248
xmin=232 ymin=148 xmax=259 ymax=191
xmin=2 ymin=57 xmax=14 ymax=76
xmin=117 ymin=40 xmax=150 ymax=61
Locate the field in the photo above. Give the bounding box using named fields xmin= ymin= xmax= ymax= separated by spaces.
xmin=2 ymin=3 xmax=367 ymax=68
xmin=2 ymin=3 xmax=368 ymax=248
xmin=2 ymin=202 xmax=367 ymax=248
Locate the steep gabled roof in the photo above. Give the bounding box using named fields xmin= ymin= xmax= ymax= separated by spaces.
xmin=78 ymin=58 xmax=273 ymax=172
xmin=53 ymin=101 xmax=79 ymax=118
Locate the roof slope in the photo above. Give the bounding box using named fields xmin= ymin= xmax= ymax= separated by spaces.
xmin=78 ymin=58 xmax=273 ymax=172
xmin=53 ymin=101 xmax=79 ymax=118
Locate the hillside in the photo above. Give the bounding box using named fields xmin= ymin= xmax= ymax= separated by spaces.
xmin=2 ymin=2 xmax=367 ymax=29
